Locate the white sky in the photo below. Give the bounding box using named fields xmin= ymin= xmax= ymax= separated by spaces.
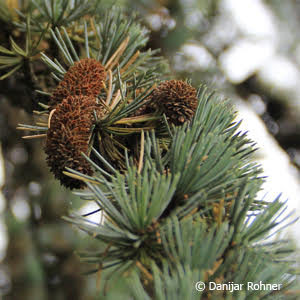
xmin=221 ymin=0 xmax=300 ymax=244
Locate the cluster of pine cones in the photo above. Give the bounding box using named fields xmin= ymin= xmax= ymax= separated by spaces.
xmin=44 ymin=58 xmax=198 ymax=189
xmin=45 ymin=58 xmax=106 ymax=189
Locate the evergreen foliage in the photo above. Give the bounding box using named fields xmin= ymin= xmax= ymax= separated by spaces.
xmin=0 ymin=0 xmax=298 ymax=299
xmin=65 ymin=86 xmax=297 ymax=299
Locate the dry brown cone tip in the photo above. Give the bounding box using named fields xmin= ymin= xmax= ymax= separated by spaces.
xmin=49 ymin=58 xmax=106 ymax=108
xmin=150 ymin=80 xmax=198 ymax=125
xmin=45 ymin=95 xmax=99 ymax=189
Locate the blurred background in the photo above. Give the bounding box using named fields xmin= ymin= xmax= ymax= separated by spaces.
xmin=0 ymin=0 xmax=300 ymax=299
